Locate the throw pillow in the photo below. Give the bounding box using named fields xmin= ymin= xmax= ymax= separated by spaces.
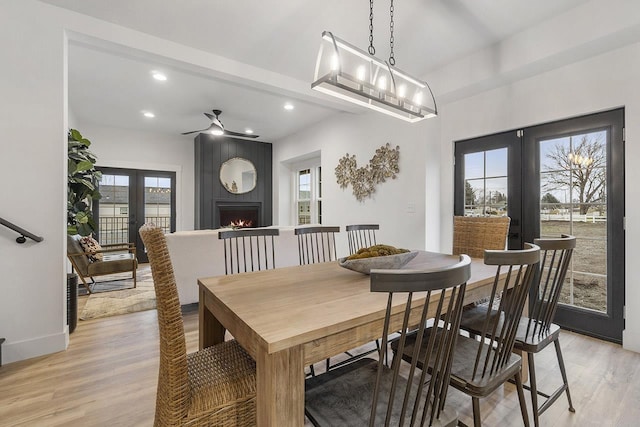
xmin=79 ymin=236 xmax=103 ymax=262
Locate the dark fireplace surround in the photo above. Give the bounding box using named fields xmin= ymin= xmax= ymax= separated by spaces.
xmin=216 ymin=202 xmax=261 ymax=229
xmin=194 ymin=134 xmax=272 ymax=230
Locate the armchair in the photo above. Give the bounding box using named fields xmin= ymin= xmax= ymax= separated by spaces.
xmin=66 ymin=234 xmax=137 ymax=294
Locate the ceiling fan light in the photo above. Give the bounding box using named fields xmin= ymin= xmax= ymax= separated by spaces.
xmin=210 ymin=127 xmax=224 ymax=136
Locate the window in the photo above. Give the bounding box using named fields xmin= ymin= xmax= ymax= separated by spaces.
xmin=294 ymin=165 xmax=322 ymax=225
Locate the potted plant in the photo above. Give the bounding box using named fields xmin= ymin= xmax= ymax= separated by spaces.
xmin=67 ymin=128 xmax=102 ymax=236
xmin=67 ymin=128 xmax=101 ymax=332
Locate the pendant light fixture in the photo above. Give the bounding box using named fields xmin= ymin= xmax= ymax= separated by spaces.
xmin=312 ymin=0 xmax=437 ymax=122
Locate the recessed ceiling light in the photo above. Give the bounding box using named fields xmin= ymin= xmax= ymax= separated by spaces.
xmin=152 ymin=71 xmax=167 ymax=81
xmin=245 ymin=128 xmax=254 ymax=134
xmin=284 ymin=103 xmax=295 ymax=111
xmin=143 ymin=111 xmax=155 ymax=118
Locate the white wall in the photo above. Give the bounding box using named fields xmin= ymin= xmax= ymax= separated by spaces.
xmin=273 ymin=111 xmax=441 ymax=257
xmin=432 ymin=30 xmax=640 ymax=351
xmin=76 ymin=122 xmax=195 ymax=231
xmin=0 ymin=0 xmax=308 ymax=364
xmin=0 ymin=1 xmax=69 ymax=364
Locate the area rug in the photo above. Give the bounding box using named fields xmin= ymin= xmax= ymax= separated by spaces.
xmin=79 ymin=265 xmax=156 ymax=320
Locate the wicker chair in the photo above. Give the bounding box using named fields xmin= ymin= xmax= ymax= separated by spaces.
xmin=139 ymin=224 xmax=256 ymax=427
xmin=452 ymin=216 xmax=511 ymax=258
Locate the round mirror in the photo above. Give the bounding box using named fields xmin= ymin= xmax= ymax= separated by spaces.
xmin=219 ymin=157 xmax=257 ymax=194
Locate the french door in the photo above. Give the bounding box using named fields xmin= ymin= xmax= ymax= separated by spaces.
xmin=95 ymin=168 xmax=176 ymax=263
xmin=455 ymin=108 xmax=625 ymax=343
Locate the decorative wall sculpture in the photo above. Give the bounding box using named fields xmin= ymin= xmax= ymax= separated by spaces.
xmin=335 ymin=143 xmax=400 ymax=202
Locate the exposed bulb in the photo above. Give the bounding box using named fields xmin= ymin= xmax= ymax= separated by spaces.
xmin=377 ymin=76 xmax=387 ymax=91
xmin=330 ymin=54 xmax=340 ymax=71
xmin=397 ymin=84 xmax=407 ymax=98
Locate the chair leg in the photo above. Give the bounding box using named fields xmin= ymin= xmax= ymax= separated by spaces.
xmin=527 ymin=352 xmax=540 ymax=427
xmin=79 ymin=276 xmax=92 ymax=294
xmin=514 ymin=371 xmax=530 ymax=426
xmin=471 ymin=397 xmax=482 ymax=427
xmin=554 ymin=339 xmax=575 ymax=412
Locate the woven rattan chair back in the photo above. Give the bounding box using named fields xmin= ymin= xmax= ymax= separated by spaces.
xmin=526 ymin=234 xmax=576 ymax=339
xmin=294 ymin=226 xmax=340 ymax=265
xmin=453 ymin=216 xmax=511 ymax=258
xmin=139 ymin=224 xmax=189 ymax=425
xmin=305 ymin=255 xmax=471 ymax=427
xmin=140 ymin=223 xmax=257 ymax=426
xmin=346 ymin=224 xmax=379 ymax=254
xmin=218 ymin=228 xmax=279 ymax=274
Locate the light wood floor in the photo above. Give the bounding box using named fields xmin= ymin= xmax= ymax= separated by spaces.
xmin=1 ymin=308 xmax=639 ymax=426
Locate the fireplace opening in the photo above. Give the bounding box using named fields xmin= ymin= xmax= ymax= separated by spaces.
xmin=217 ymin=203 xmax=261 ymax=229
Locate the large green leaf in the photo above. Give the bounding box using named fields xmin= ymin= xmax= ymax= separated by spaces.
xmin=75 ymin=161 xmax=93 ymax=173
xmin=69 ymin=128 xmax=83 ymax=141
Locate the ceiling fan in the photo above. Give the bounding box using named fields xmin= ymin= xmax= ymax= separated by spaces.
xmin=181 ymin=109 xmax=259 ymax=138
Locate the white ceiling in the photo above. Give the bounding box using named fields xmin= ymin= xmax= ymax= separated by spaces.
xmin=43 ymin=0 xmax=592 ymax=141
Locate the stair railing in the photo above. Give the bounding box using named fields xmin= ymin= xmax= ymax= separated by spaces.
xmin=0 ymin=217 xmax=44 ymax=244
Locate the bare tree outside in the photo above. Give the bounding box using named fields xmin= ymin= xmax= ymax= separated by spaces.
xmin=542 ymin=133 xmax=606 ymax=214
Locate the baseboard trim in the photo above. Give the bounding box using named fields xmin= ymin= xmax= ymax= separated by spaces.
xmin=2 ymin=331 xmax=68 ymax=365
xmin=181 ymin=302 xmax=198 ymax=314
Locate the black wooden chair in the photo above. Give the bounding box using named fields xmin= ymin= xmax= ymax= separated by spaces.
xmin=346 ymin=224 xmax=379 ymax=254
xmin=305 ymin=255 xmax=471 ymax=427
xmin=516 ymin=235 xmax=576 ymax=426
xmin=294 ymin=226 xmax=339 ymax=264
xmin=457 ymin=235 xmax=576 ymax=426
xmin=394 ymin=243 xmax=540 ymax=427
xmin=218 ymin=228 xmax=279 ymax=274
xmin=294 ymin=226 xmax=340 ymax=375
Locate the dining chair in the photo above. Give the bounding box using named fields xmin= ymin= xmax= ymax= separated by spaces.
xmin=139 ymin=224 xmax=256 ymax=426
xmin=295 ymin=226 xmax=340 ymax=375
xmin=295 ymin=226 xmax=340 ymax=264
xmin=218 ymin=228 xmax=279 ymax=274
xmin=305 ymin=255 xmax=472 ymax=427
xmin=453 ymin=216 xmax=511 ymax=258
xmin=393 ymin=243 xmax=540 ymax=427
xmin=346 ymin=224 xmax=379 ymax=254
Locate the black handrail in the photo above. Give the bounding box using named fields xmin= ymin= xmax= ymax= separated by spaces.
xmin=0 ymin=217 xmax=44 ymax=244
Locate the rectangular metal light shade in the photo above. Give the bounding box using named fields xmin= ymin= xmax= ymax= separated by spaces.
xmin=311 ymin=31 xmax=437 ymax=122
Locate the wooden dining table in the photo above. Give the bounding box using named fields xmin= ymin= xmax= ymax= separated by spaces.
xmin=198 ymin=251 xmax=502 ymax=426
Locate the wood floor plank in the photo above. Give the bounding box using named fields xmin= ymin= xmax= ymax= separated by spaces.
xmin=0 ymin=308 xmax=639 ymax=426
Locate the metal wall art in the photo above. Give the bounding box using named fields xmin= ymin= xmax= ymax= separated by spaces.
xmin=335 ymin=143 xmax=400 ymax=202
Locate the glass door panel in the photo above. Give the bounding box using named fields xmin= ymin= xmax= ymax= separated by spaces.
xmin=455 ymin=131 xmax=522 ymax=250
xmin=539 ymin=131 xmax=608 ymax=312
xmin=97 ymin=173 xmax=131 ymax=245
xmin=523 ymin=108 xmax=624 ymax=342
xmin=96 ymin=168 xmax=175 ymax=263
xmin=144 ymin=176 xmax=172 ymax=234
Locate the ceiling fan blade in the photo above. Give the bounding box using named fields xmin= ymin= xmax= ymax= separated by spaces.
xmin=225 ymin=130 xmax=260 ymax=138
xmin=181 ymin=128 xmax=209 ymax=135
xmin=204 ymin=112 xmax=214 ymax=120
